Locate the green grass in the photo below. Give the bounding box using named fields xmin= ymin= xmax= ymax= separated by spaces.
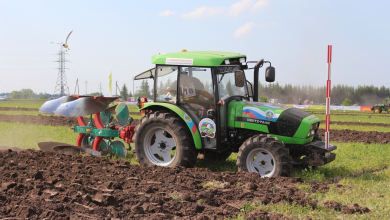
xmin=0 ymin=99 xmax=46 ymax=108
xmin=292 ymin=142 xmax=390 ymax=182
xmin=0 ymin=122 xmax=78 ymax=149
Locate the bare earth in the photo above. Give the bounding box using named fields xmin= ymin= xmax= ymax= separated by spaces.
xmin=0 ymin=149 xmax=369 ymax=219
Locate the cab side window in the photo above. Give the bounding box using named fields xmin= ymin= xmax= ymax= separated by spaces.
xmin=155 ymin=65 xmax=178 ymax=103
xmin=178 ymin=67 xmax=214 ymax=119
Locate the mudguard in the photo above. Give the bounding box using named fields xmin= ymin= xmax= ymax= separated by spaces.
xmin=141 ymin=103 xmax=203 ymax=150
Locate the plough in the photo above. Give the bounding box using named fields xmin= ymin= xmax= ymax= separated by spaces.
xmin=39 ymin=95 xmax=139 ymax=157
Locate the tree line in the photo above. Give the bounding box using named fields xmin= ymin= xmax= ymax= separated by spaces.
xmin=257 ymin=83 xmax=390 ymax=106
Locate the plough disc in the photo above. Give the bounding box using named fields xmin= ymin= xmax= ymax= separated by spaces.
xmin=109 ymin=140 xmax=127 ymax=158
xmin=55 ymin=97 xmax=117 ymax=117
xmin=39 ymin=96 xmax=78 ymax=114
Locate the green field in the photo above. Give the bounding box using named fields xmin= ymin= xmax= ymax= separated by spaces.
xmin=1 ymin=100 xmax=390 ymax=219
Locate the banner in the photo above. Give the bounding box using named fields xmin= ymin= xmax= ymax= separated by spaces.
xmin=109 ymin=72 xmax=112 ymax=93
xmin=342 ymin=106 xmax=361 ymax=111
xmin=329 ymin=106 xmax=343 ymax=110
xmin=361 ymin=106 xmax=373 ymax=112
xmin=293 ymin=104 xmax=309 ymax=109
xmin=309 ymin=105 xmax=326 ymax=110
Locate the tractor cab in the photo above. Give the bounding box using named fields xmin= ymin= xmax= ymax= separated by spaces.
xmin=134 ymin=51 xmax=273 ymax=150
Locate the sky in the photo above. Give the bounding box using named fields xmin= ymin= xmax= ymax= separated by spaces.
xmin=1 ymin=0 xmax=389 ymax=96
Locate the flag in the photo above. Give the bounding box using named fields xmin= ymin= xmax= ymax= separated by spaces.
xmin=109 ymin=72 xmax=112 ymax=93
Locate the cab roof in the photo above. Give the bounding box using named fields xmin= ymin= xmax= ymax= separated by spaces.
xmin=151 ymin=51 xmax=246 ymax=67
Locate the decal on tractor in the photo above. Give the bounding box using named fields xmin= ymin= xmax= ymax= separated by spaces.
xmin=265 ymin=109 xmax=274 ymax=119
xmin=198 ymin=118 xmax=216 ymax=138
xmin=184 ymin=113 xmax=198 ymax=135
xmin=241 ymin=106 xmax=280 ymax=121
xmin=245 ymin=102 xmax=288 ymax=110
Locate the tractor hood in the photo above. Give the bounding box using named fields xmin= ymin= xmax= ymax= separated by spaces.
xmin=229 ymin=101 xmax=320 ymax=142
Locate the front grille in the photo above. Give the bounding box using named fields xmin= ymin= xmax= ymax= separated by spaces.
xmin=276 ymin=108 xmax=311 ymax=137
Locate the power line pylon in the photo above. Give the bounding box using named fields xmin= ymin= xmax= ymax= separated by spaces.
xmin=54 ymin=47 xmax=70 ymax=96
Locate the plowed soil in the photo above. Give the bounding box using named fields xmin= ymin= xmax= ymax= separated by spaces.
xmin=317 ymin=128 xmax=390 ymax=144
xmin=0 ymin=149 xmax=369 ymax=219
xmin=0 ymin=114 xmax=82 ymax=127
xmin=320 ymin=121 xmax=390 ymax=127
xmin=0 ymin=114 xmax=140 ymax=128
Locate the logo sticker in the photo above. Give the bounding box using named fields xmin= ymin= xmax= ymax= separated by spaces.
xmin=198 ymin=118 xmax=216 ymax=138
xmin=184 ymin=113 xmax=197 ymax=134
xmin=184 ymin=114 xmax=192 ymax=123
xmin=265 ymin=110 xmax=274 ymax=119
xmin=166 ymin=58 xmax=194 ymax=65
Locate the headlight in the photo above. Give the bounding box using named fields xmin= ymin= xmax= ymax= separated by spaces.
xmin=307 ymin=123 xmax=319 ymax=137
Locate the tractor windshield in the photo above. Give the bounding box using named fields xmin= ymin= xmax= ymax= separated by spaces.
xmin=215 ymin=66 xmax=248 ymax=99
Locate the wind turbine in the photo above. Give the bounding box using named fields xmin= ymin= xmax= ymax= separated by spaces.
xmin=51 ymin=30 xmax=73 ymax=50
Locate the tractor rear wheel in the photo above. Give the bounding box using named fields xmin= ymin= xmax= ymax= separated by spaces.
xmin=133 ymin=111 xmax=198 ymax=168
xmin=387 ymin=106 xmax=390 ymax=113
xmin=236 ymin=135 xmax=292 ymax=177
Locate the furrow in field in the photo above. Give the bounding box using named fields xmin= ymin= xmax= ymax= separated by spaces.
xmin=318 ymin=128 xmax=390 ymax=144
xmin=0 ymin=107 xmax=38 ymax=111
xmin=0 ymin=114 xmax=140 ymax=127
xmin=320 ymin=121 xmax=390 ymax=127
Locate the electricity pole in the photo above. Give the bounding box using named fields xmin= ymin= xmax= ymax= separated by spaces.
xmin=54 ymin=47 xmax=69 ymax=96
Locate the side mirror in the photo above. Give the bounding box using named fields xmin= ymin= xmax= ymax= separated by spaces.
xmin=265 ymin=66 xmax=275 ymax=82
xmin=235 ymin=70 xmax=245 ymax=88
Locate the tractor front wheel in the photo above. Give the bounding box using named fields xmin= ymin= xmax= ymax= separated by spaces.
xmin=133 ymin=111 xmax=198 ymax=168
xmin=236 ymin=135 xmax=292 ymax=177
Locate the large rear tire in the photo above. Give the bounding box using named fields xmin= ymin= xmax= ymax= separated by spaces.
xmin=236 ymin=135 xmax=292 ymax=177
xmin=133 ymin=111 xmax=198 ymax=168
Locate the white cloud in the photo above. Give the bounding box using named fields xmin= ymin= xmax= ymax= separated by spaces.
xmin=253 ymin=0 xmax=269 ymax=10
xmin=229 ymin=0 xmax=252 ymax=17
xmin=233 ymin=22 xmax=255 ymax=38
xmin=182 ymin=6 xmax=225 ymax=18
xmin=259 ymin=21 xmax=281 ymax=28
xmin=157 ymin=10 xmax=175 ymax=17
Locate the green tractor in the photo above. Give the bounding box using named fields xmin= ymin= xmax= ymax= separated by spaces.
xmin=133 ymin=51 xmax=336 ymax=177
xmin=371 ymin=98 xmax=390 ymax=113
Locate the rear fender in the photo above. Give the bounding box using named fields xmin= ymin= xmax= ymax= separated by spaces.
xmin=140 ymin=103 xmax=202 ymax=149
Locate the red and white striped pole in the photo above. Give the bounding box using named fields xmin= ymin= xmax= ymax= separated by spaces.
xmin=325 ymin=45 xmax=332 ymax=149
